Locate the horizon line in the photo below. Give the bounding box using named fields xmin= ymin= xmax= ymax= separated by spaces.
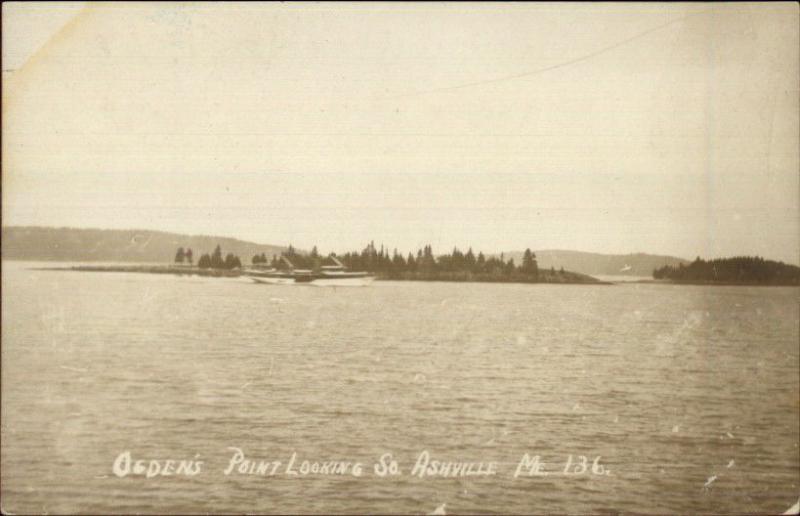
xmin=7 ymin=223 xmax=800 ymax=266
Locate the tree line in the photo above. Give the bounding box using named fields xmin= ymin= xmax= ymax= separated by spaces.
xmin=336 ymin=242 xmax=543 ymax=278
xmin=173 ymin=241 xmax=589 ymax=283
xmin=176 ymin=245 xmax=242 ymax=270
xmin=653 ymin=256 xmax=800 ymax=285
xmin=265 ymin=242 xmax=551 ymax=280
xmin=174 ymin=247 xmax=193 ymax=264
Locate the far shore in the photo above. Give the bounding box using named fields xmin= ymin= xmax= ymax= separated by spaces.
xmin=31 ymin=263 xmax=613 ymax=285
xmin=632 ymin=278 xmax=799 ymax=287
xmin=34 ymin=264 xmax=241 ymax=278
xmin=27 ymin=263 xmax=800 ymax=287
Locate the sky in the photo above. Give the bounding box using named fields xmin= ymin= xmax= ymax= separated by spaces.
xmin=3 ymin=2 xmax=798 ymax=262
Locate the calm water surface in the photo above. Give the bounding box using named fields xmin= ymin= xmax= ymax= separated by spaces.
xmin=2 ymin=262 xmax=798 ymax=514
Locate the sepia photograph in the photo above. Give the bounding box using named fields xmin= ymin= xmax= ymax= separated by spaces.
xmin=2 ymin=2 xmax=799 ymax=514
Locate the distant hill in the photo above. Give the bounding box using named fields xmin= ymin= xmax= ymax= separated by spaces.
xmin=504 ymin=249 xmax=689 ymax=276
xmin=2 ymin=226 xmax=286 ymax=264
xmin=2 ymin=226 xmax=690 ymax=275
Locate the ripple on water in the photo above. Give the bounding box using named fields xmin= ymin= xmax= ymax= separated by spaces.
xmin=1 ymin=266 xmax=798 ymax=513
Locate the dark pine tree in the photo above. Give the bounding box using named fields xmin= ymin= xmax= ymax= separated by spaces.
xmin=211 ymin=245 xmax=224 ymax=269
xmin=198 ymin=254 xmax=211 ymax=269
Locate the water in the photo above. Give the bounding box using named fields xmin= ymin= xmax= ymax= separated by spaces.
xmin=2 ymin=261 xmax=798 ymax=514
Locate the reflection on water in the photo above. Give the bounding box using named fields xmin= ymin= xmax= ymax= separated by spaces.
xmin=2 ymin=262 xmax=798 ymax=514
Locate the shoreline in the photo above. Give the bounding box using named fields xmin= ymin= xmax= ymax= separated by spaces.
xmin=28 ymin=264 xmax=799 ymax=287
xmin=34 ymin=264 xmax=241 ymax=278
xmin=31 ymin=264 xmax=612 ymax=285
xmin=632 ymin=278 xmax=800 ymax=287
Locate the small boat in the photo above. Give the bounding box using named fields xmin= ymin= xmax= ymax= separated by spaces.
xmin=243 ymin=255 xmax=374 ymax=286
xmin=249 ymin=274 xmax=295 ymax=285
xmin=308 ymin=270 xmax=375 ymax=286
xmin=243 ymin=265 xmax=295 ymax=285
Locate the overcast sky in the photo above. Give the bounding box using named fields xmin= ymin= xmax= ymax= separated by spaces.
xmin=3 ymin=2 xmax=798 ymax=262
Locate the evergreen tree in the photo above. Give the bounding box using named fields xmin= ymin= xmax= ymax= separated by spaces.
xmin=174 ymin=247 xmax=185 ymax=264
xmin=420 ymin=245 xmax=435 ymax=271
xmin=224 ymin=253 xmax=240 ymax=269
xmin=506 ymin=258 xmax=516 ymax=274
xmin=211 ymin=245 xmax=224 ymax=269
xmin=522 ymin=249 xmax=533 ymax=273
xmin=465 ymin=248 xmax=476 ymax=270
xmin=520 ymin=249 xmax=538 ymax=279
xmin=392 ymin=249 xmax=406 ymax=270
